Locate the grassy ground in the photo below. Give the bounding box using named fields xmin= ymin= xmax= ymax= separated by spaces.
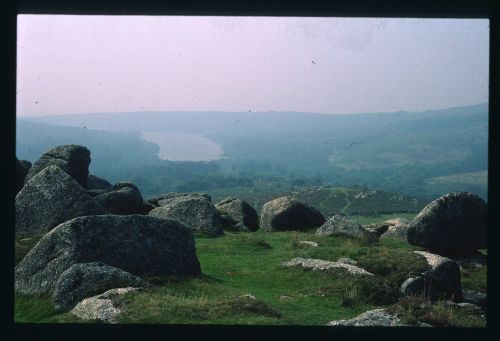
xmin=14 ymin=217 xmax=487 ymax=326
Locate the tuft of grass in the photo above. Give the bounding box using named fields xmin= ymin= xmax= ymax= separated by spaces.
xmin=341 ymin=286 xmax=361 ymax=308
xmin=458 ymin=259 xmax=487 ymax=292
xmin=391 ymin=295 xmax=486 ymax=327
xmin=286 ymin=232 xmax=308 ymax=250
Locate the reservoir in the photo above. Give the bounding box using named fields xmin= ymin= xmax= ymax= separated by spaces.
xmin=141 ymin=131 xmax=224 ymax=161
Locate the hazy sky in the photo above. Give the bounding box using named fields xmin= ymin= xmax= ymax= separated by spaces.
xmin=16 ymin=15 xmax=489 ymax=117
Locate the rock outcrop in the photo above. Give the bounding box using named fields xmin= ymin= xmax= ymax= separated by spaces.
xmin=215 ymin=197 xmax=259 ymax=231
xmin=327 ymin=309 xmax=404 ymax=326
xmin=70 ymin=287 xmax=139 ymax=323
xmin=282 ymin=257 xmax=373 ymax=276
xmin=15 ymin=214 xmax=201 ymax=295
xmin=25 ymin=144 xmax=91 ymax=187
xmin=52 ymin=262 xmax=148 ymax=312
xmin=260 ymin=196 xmax=325 ymax=232
xmin=316 ymin=215 xmax=378 ymax=243
xmin=15 ymin=165 xmax=105 ymax=235
xmin=400 ymin=251 xmax=462 ymax=301
xmin=148 ymin=193 xmax=223 ymax=236
xmin=95 ymin=182 xmax=144 ymax=215
xmin=407 ymin=192 xmax=487 ymax=254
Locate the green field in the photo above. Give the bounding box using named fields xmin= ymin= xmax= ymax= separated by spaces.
xmin=15 ymin=224 xmax=486 ymax=326
xmin=423 ymin=171 xmax=487 ymax=200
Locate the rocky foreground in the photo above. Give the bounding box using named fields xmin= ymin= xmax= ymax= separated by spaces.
xmin=15 ymin=145 xmax=488 ymax=325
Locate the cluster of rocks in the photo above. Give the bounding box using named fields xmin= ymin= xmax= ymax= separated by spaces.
xmin=325 ymin=192 xmax=488 ymax=327
xmin=14 ymin=145 xmax=206 ymax=321
xmin=16 ymin=144 xmax=286 ymax=321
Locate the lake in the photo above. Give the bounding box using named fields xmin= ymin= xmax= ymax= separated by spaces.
xmin=141 ymin=131 xmax=224 ymax=161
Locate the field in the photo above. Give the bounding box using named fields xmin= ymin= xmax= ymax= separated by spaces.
xmin=15 ymin=217 xmax=486 ymax=326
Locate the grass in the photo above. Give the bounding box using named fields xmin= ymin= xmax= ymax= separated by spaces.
xmin=15 ymin=294 xmax=82 ymax=323
xmin=459 ymin=260 xmax=487 ymax=292
xmin=14 ymin=225 xmax=487 ymax=326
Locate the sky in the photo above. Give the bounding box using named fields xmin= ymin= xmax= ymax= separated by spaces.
xmin=16 ymin=15 xmax=489 ymax=117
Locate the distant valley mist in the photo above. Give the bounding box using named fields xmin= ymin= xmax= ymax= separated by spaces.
xmin=17 ymin=103 xmax=488 ymax=201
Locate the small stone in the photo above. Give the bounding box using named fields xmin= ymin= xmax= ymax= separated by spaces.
xmin=299 ymin=241 xmax=319 ymax=247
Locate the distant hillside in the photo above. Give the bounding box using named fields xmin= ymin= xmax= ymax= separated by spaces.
xmin=20 ymin=103 xmax=488 ymax=200
xmin=208 ymin=184 xmax=427 ymax=218
xmin=16 ymin=120 xmax=162 ymax=183
xmin=293 ymin=186 xmax=427 ymax=217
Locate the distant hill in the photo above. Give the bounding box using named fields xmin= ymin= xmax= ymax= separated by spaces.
xmin=16 ymin=120 xmax=162 ymax=183
xmin=19 ymin=103 xmax=488 ymax=200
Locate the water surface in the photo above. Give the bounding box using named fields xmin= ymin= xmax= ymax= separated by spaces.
xmin=141 ymin=131 xmax=224 ymax=161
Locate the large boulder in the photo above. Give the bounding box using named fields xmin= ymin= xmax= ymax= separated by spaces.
xmin=400 ymin=251 xmax=462 ymax=301
xmin=316 ymin=215 xmax=378 ymax=243
xmin=52 ymin=262 xmax=148 ymax=312
xmin=16 ymin=157 xmax=31 ymax=194
xmin=148 ymin=194 xmax=223 ymax=236
xmin=215 ymin=197 xmax=259 ymax=231
xmin=407 ymin=192 xmax=487 ymax=254
xmin=95 ymin=182 xmax=144 ymax=215
xmin=260 ymin=196 xmax=325 ymax=232
xmin=25 ymin=144 xmax=91 ymax=187
xmin=86 ymin=175 xmax=112 ymax=191
xmin=15 ymin=214 xmax=201 ymax=295
xmin=15 ymin=165 xmax=105 ymax=235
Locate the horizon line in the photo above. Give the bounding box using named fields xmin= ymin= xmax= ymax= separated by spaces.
xmin=17 ymin=101 xmax=489 ymax=119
